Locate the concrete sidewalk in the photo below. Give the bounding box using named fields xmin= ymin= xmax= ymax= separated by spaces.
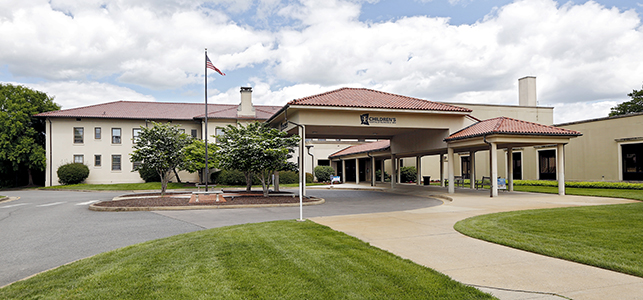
xmin=310 ymin=186 xmax=643 ymax=300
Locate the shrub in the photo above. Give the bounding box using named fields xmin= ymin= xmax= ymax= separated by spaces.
xmin=138 ymin=165 xmax=161 ymax=183
xmin=375 ymin=170 xmax=390 ymax=182
xmin=514 ymin=180 xmax=643 ymax=190
xmin=306 ymin=172 xmax=314 ymax=183
xmin=57 ymin=163 xmax=89 ymax=185
xmin=215 ymin=169 xmax=247 ymax=186
xmin=314 ymin=166 xmax=335 ymax=182
xmin=400 ymin=166 xmax=417 ymax=183
xmin=278 ymin=170 xmax=298 ymax=184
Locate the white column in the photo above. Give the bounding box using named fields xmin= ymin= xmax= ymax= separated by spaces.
xmin=299 ymin=126 xmax=306 ymax=197
xmin=470 ymin=151 xmax=476 ymax=189
xmin=371 ymin=157 xmax=376 ymax=186
xmin=342 ymin=159 xmax=346 ymax=183
xmin=397 ymin=157 xmax=401 ymax=183
xmin=391 ymin=155 xmax=396 ymax=188
xmin=507 ymin=147 xmax=514 ymax=192
xmin=440 ymin=154 xmax=445 ymax=187
xmin=490 ymin=142 xmax=498 ymax=197
xmin=355 ymin=158 xmax=360 ymax=184
xmin=416 ymin=156 xmax=422 ymax=186
xmin=447 ymin=148 xmax=455 ymax=194
xmin=557 ymin=144 xmax=565 ymax=195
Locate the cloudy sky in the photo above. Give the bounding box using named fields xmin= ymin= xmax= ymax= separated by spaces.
xmin=1 ymin=0 xmax=642 ymax=123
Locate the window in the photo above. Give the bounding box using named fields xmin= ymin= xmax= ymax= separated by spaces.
xmin=215 ymin=128 xmax=225 ymax=143
xmin=539 ymin=150 xmax=556 ymax=180
xmin=74 ymin=155 xmax=84 ymax=164
xmin=622 ymin=143 xmax=643 ymax=180
xmin=179 ymin=129 xmax=185 ymax=134
xmin=132 ymin=128 xmax=142 ymax=143
xmin=112 ymin=128 xmax=121 ymax=144
xmin=191 ymin=129 xmax=197 ymax=138
xmin=95 ymin=155 xmax=101 ymax=167
xmin=133 ymin=161 xmax=142 ymax=169
xmin=95 ymin=127 xmax=101 ymax=139
xmin=112 ymin=155 xmax=121 ymax=171
xmin=318 ymin=159 xmax=330 ymax=166
xmin=74 ymin=127 xmax=84 ymax=143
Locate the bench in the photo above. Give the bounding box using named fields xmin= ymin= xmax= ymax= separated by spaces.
xmin=445 ymin=176 xmax=465 ymax=188
xmin=192 ymin=189 xmax=223 ymax=202
xmin=475 ymin=176 xmax=491 ymax=189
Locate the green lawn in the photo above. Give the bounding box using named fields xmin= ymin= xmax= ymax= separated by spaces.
xmin=513 ymin=185 xmax=643 ymax=201
xmin=1 ymin=220 xmax=494 ymax=299
xmin=454 ymin=202 xmax=643 ymax=277
xmin=40 ymin=182 xmax=325 ymax=191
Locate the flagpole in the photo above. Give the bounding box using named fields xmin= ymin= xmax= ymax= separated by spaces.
xmin=204 ymin=48 xmax=209 ymax=192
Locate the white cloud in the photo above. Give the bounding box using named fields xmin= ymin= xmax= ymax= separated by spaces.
xmin=10 ymin=81 xmax=156 ymax=109
xmin=553 ymin=100 xmax=618 ymax=124
xmin=1 ymin=0 xmax=642 ymax=123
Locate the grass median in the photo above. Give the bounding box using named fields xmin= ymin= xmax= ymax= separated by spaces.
xmin=1 ymin=220 xmax=494 ymax=299
xmin=455 ymin=202 xmax=643 ymax=277
xmin=513 ymin=185 xmax=643 ymax=201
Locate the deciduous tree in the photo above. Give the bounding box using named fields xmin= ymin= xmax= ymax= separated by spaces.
xmin=0 ymin=84 xmax=60 ymax=186
xmin=609 ymin=84 xmax=643 ymax=116
xmin=217 ymin=122 xmax=299 ymax=197
xmin=181 ymin=139 xmax=218 ymax=184
xmin=130 ymin=122 xmax=191 ymax=195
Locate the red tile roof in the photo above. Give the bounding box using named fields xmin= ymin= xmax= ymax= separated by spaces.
xmin=288 ymin=88 xmax=471 ymax=112
xmin=329 ymin=140 xmax=391 ymax=158
xmin=445 ymin=117 xmax=582 ymax=142
xmin=35 ymin=101 xmax=282 ymax=121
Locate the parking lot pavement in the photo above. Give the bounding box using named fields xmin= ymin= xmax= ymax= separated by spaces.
xmin=0 ymin=189 xmax=441 ymax=287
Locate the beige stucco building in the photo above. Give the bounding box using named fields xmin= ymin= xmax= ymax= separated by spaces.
xmin=36 ymin=77 xmax=641 ymax=195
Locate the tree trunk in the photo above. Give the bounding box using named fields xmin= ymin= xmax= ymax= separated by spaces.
xmin=27 ymin=168 xmax=34 ymax=186
xmin=261 ymin=174 xmax=269 ymax=197
xmin=159 ymin=170 xmax=168 ymax=195
xmin=173 ymin=168 xmax=181 ymax=183
xmin=245 ymin=172 xmax=252 ymax=192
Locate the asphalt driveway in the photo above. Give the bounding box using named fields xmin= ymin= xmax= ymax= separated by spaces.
xmin=0 ymin=188 xmax=441 ymax=287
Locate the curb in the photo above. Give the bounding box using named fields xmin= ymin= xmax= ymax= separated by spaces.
xmin=89 ymin=197 xmax=325 ymax=212
xmin=0 ymin=196 xmax=20 ymax=204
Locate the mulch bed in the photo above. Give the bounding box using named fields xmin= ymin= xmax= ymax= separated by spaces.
xmin=94 ymin=196 xmax=316 ymax=207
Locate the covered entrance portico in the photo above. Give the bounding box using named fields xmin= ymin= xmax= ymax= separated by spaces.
xmin=266 ymin=88 xmax=581 ymax=197
xmin=444 ymin=117 xmax=581 ymax=196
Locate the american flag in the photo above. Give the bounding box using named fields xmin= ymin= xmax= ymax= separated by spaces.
xmin=206 ymin=55 xmax=225 ymax=76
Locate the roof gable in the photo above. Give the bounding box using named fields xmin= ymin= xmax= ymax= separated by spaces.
xmin=445 ymin=117 xmax=582 ymax=142
xmin=329 ymin=140 xmax=391 ymax=158
xmin=288 ymin=88 xmax=471 ymax=113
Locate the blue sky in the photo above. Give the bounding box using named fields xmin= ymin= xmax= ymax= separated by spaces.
xmin=1 ymin=0 xmax=642 ymax=123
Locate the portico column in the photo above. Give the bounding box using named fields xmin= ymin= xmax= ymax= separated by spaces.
xmin=397 ymin=157 xmax=401 ymax=183
xmin=470 ymin=151 xmax=476 ymax=189
xmin=557 ymin=144 xmax=565 ymax=195
xmin=507 ymin=147 xmax=514 ymax=192
xmin=371 ymin=156 xmax=376 ymax=186
xmin=490 ymin=142 xmax=498 ymax=197
xmin=416 ymin=155 xmax=422 ymax=186
xmin=447 ymin=148 xmax=455 ymax=194
xmin=381 ymin=159 xmax=385 ymax=182
xmin=391 ymin=155 xmax=396 ymax=188
xmin=342 ymin=159 xmax=346 ymax=183
xmin=355 ymin=158 xmax=360 ymax=184
xmin=440 ymin=154 xmax=445 ymax=187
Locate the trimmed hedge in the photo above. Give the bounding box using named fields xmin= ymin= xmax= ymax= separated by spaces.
xmin=515 ymin=180 xmax=643 ymax=190
xmin=306 ymin=172 xmax=314 ymax=183
xmin=278 ymin=171 xmax=298 ymax=184
xmin=57 ymin=163 xmax=89 ymax=185
xmin=375 ymin=170 xmax=390 ymax=182
xmin=314 ymin=166 xmax=335 ymax=182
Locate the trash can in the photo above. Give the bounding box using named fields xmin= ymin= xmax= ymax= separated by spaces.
xmin=423 ymin=176 xmax=431 ymax=185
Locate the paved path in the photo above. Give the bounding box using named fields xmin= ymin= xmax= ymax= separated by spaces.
xmin=311 ymin=185 xmax=643 ymax=300
xmin=0 ymin=188 xmax=440 ymax=287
